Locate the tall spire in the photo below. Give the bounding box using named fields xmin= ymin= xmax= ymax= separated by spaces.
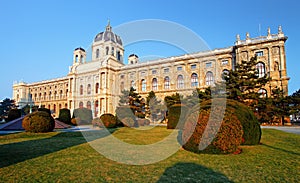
xmin=106 ymin=19 xmax=111 ymax=32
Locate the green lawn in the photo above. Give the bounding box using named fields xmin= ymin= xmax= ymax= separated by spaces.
xmin=0 ymin=127 xmax=299 ymax=182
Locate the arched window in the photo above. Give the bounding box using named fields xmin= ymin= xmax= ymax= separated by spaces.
xmin=53 ymin=104 xmax=56 ymax=114
xmin=131 ymin=80 xmax=135 ymax=89
xmin=258 ymin=88 xmax=267 ymax=98
xmin=106 ymin=47 xmax=109 ymax=55
xmin=87 ymin=101 xmax=91 ymax=109
xmin=111 ymin=47 xmax=114 ymax=56
xmin=96 ymin=49 xmax=100 ymax=58
xmin=60 ymin=90 xmax=63 ymax=98
xmin=191 ymin=73 xmax=198 ymax=87
xmin=95 ymin=100 xmax=99 ymax=117
xmin=79 ymin=101 xmax=83 ymax=108
xmin=80 ymin=55 xmax=84 ymax=63
xmin=152 ymin=78 xmax=158 ymax=91
xmin=117 ymin=51 xmax=121 ymax=61
xmin=87 ymin=84 xmax=91 ymax=94
xmin=75 ymin=55 xmax=78 ymax=62
xmin=80 ymin=85 xmax=83 ymax=95
xmin=177 ymin=75 xmax=184 ymax=89
xmin=205 ymin=71 xmax=214 ymax=86
xmin=49 ymin=92 xmax=52 ymax=100
xmin=95 ymin=83 xmax=99 ymax=94
xmin=120 ymin=81 xmax=124 ymax=92
xmin=141 ymin=79 xmax=146 ymax=92
xmin=164 ymin=76 xmax=170 ymax=90
xmin=256 ymin=62 xmax=266 ymax=78
xmin=59 ymin=104 xmax=62 ymax=110
xmin=222 ymin=69 xmax=230 ymax=81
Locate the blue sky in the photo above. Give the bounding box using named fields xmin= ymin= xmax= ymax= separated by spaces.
xmin=0 ymin=0 xmax=299 ymax=100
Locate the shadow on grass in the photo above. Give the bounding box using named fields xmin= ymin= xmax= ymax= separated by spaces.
xmin=157 ymin=162 xmax=233 ymax=183
xmin=0 ymin=129 xmax=117 ymax=168
xmin=261 ymin=143 xmax=300 ymax=156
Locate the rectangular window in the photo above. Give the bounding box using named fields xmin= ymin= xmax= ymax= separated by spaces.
xmin=206 ymin=62 xmax=212 ymax=68
xmin=152 ymin=70 xmax=157 ymax=75
xmin=164 ymin=68 xmax=169 ymax=73
xmin=256 ymin=51 xmax=264 ymax=57
xmin=191 ymin=64 xmax=196 ymax=69
xmin=177 ymin=66 xmax=183 ymax=71
xmin=221 ymin=60 xmax=228 ymax=66
xmin=141 ymin=71 xmax=146 ymax=76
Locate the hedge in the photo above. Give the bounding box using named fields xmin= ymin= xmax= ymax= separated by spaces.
xmin=22 ymin=111 xmax=55 ymax=133
xmin=166 ymin=104 xmax=188 ymax=129
xmin=181 ymin=101 xmax=243 ymax=154
xmin=72 ymin=108 xmax=93 ymax=125
xmin=58 ymin=108 xmax=71 ymax=124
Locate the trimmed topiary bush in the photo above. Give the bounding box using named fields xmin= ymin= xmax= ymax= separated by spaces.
xmin=181 ymin=102 xmax=243 ymax=154
xmin=71 ymin=118 xmax=78 ymax=126
xmin=7 ymin=109 xmax=21 ymax=122
xmin=72 ymin=108 xmax=93 ymax=125
xmin=58 ymin=108 xmax=71 ymax=124
xmin=200 ymin=99 xmax=261 ymax=145
xmin=167 ymin=104 xmax=188 ymax=129
xmin=22 ymin=111 xmax=55 ymax=133
xmin=100 ymin=113 xmax=117 ymax=128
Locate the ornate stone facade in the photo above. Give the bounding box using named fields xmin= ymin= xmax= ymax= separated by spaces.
xmin=13 ymin=23 xmax=289 ymax=117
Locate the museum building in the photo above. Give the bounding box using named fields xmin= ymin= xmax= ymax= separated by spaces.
xmin=12 ymin=22 xmax=289 ymax=117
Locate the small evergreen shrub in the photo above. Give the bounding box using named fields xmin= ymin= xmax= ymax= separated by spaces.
xmin=181 ymin=104 xmax=243 ymax=154
xmin=72 ymin=108 xmax=93 ymax=124
xmin=58 ymin=108 xmax=71 ymax=124
xmin=167 ymin=104 xmax=188 ymax=129
xmin=100 ymin=113 xmax=117 ymax=128
xmin=22 ymin=111 xmax=55 ymax=133
xmin=7 ymin=109 xmax=21 ymax=122
xmin=71 ymin=118 xmax=78 ymax=126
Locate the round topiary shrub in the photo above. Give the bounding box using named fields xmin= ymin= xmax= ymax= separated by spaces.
xmin=72 ymin=108 xmax=93 ymax=125
xmin=167 ymin=104 xmax=188 ymax=129
xmin=58 ymin=108 xmax=71 ymax=124
xmin=181 ymin=102 xmax=243 ymax=154
xmin=71 ymin=118 xmax=78 ymax=126
xmin=22 ymin=111 xmax=55 ymax=133
xmin=100 ymin=113 xmax=117 ymax=128
xmin=200 ymin=99 xmax=261 ymax=145
xmin=7 ymin=109 xmax=22 ymax=122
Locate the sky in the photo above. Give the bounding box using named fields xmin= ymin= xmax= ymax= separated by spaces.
xmin=0 ymin=0 xmax=299 ymax=100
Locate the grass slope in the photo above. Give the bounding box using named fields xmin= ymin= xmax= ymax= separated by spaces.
xmin=0 ymin=127 xmax=299 ymax=182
